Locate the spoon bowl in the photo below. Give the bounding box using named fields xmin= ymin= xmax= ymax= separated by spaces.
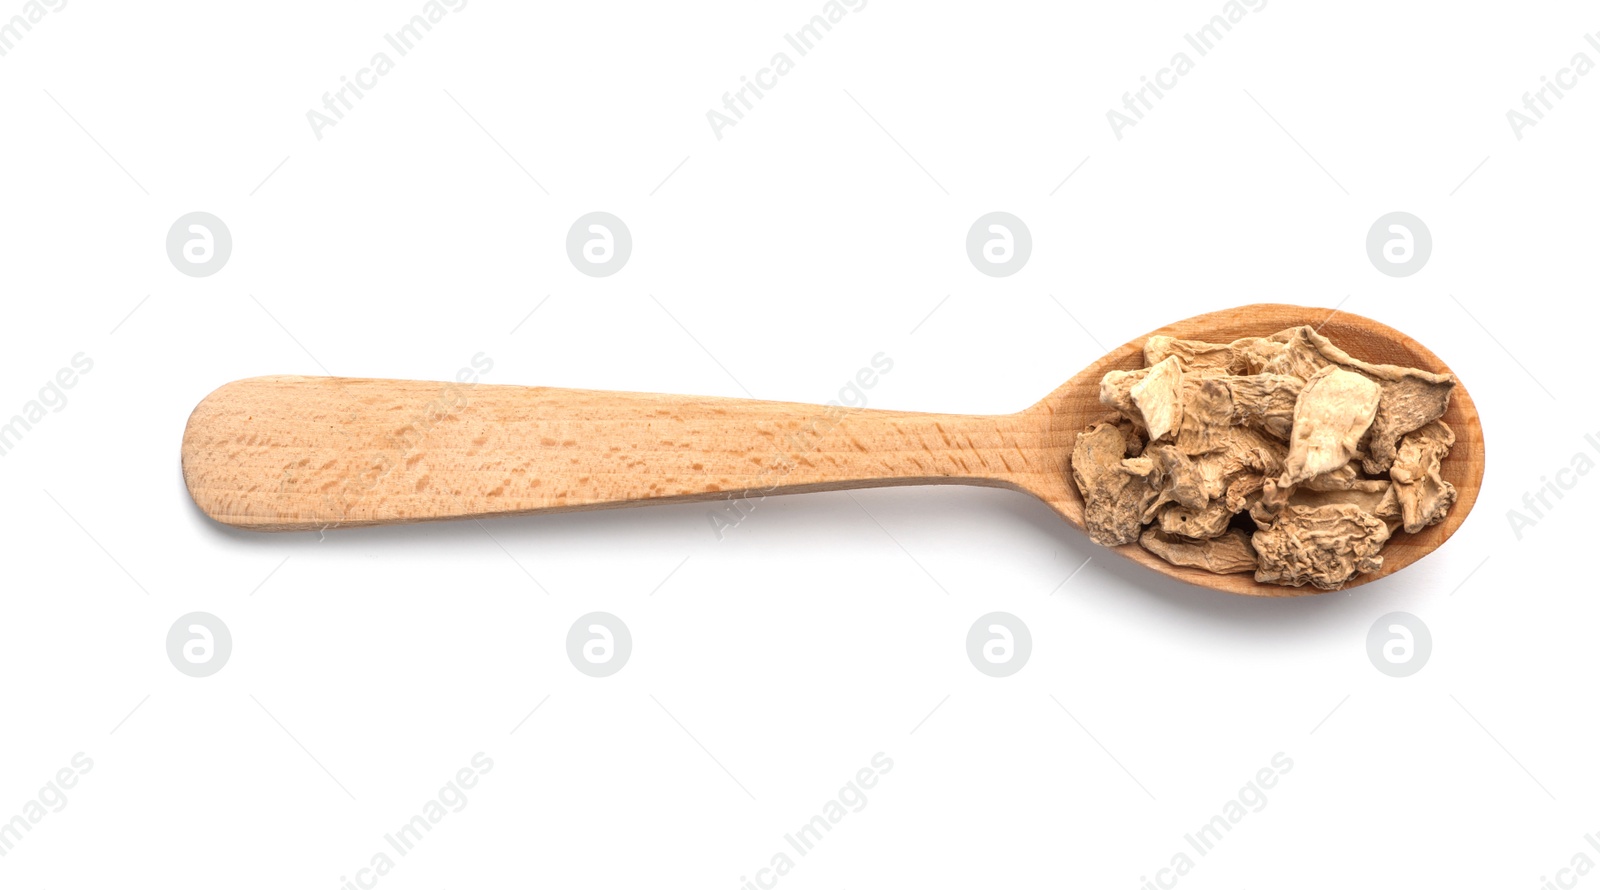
xmin=182 ymin=303 xmax=1482 ymax=595
xmin=1018 ymin=303 xmax=1483 ymax=595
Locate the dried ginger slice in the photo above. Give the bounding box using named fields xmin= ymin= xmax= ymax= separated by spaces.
xmin=1099 ymin=368 xmax=1143 ymax=424
xmin=1155 ymin=501 xmax=1234 ymax=539
xmin=1071 ymin=421 xmax=1152 ymax=546
xmin=1252 ymin=503 xmax=1391 ymax=590
xmin=1390 ymin=420 xmax=1458 ymax=533
xmin=1141 ymin=527 xmax=1257 ymax=574
xmin=1283 ymin=483 xmax=1401 ymax=530
xmin=1144 ymin=444 xmax=1211 ymax=511
xmin=1130 ymin=355 xmax=1184 ymax=441
xmin=1209 ymin=374 xmax=1302 ymax=441
xmin=1144 ymin=334 xmax=1269 ymax=375
xmin=1280 ymin=365 xmax=1382 ymax=486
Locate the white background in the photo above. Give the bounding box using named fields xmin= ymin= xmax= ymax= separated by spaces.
xmin=2 ymin=1 xmax=1597 ymax=887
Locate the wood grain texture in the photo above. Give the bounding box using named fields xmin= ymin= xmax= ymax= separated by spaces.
xmin=181 ymin=304 xmax=1484 ymax=596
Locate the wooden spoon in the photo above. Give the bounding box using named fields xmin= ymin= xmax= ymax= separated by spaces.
xmin=182 ymin=303 xmax=1483 ymax=595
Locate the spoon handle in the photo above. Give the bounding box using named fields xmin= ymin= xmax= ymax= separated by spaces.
xmin=182 ymin=376 xmax=1049 ymax=530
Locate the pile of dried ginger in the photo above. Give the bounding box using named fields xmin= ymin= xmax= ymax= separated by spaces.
xmin=1071 ymin=325 xmax=1458 ymax=590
